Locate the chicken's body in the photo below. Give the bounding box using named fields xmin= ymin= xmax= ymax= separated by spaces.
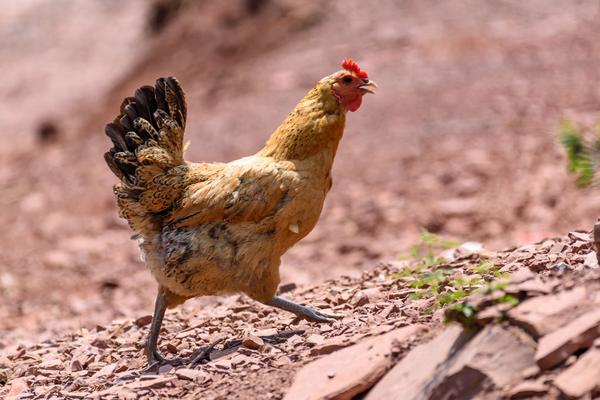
xmin=143 ymin=86 xmax=344 ymax=305
xmin=104 ymin=60 xmax=375 ymax=368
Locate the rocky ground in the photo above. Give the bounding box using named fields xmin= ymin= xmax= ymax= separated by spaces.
xmin=4 ymin=1 xmax=600 ymax=399
xmin=2 ymin=231 xmax=600 ymax=399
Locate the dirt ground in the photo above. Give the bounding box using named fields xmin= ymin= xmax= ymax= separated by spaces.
xmin=3 ymin=230 xmax=600 ymax=399
xmin=2 ymin=0 xmax=600 ymax=367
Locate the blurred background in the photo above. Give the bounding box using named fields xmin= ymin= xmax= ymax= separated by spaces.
xmin=2 ymin=0 xmax=600 ymax=349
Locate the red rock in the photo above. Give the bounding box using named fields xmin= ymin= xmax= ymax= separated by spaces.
xmin=59 ymin=391 xmax=90 ymax=399
xmin=254 ymin=328 xmax=278 ymax=337
xmin=368 ymin=325 xmax=536 ymax=400
xmin=379 ymin=303 xmax=399 ymax=318
xmin=92 ymin=363 xmax=116 ymax=378
xmin=568 ymin=231 xmax=590 ymax=242
xmin=366 ymin=325 xmax=466 ymax=400
xmin=230 ymin=354 xmax=251 ymax=366
xmin=505 ymin=277 xmax=555 ymax=295
xmin=175 ymin=330 xmax=196 ymax=339
xmin=127 ymin=376 xmax=174 ymax=389
xmin=90 ymin=338 xmax=110 ymax=349
xmin=175 ymin=368 xmax=208 ymax=382
xmin=6 ymin=377 xmax=29 ymax=399
xmin=0 ymin=355 xmax=13 ymax=369
xmin=583 ymin=251 xmax=599 ymax=269
xmin=306 ymin=334 xmax=325 ymax=346
xmin=70 ymin=359 xmax=83 ymax=372
xmin=134 ymin=315 xmax=153 ymax=327
xmin=507 ymin=287 xmax=587 ymax=338
xmin=431 ymin=325 xmax=536 ymax=394
xmin=508 ymin=380 xmax=548 ymax=399
xmin=362 ymin=288 xmax=383 ymax=302
xmin=279 ymin=283 xmax=298 ymax=294
xmin=520 ymin=365 xmax=540 ymax=379
xmin=39 ymin=359 xmax=64 ymax=370
xmin=213 ymin=359 xmax=232 ymax=370
xmin=284 ymin=325 xmax=423 ymax=400
xmin=475 ymin=303 xmax=512 ymax=325
xmin=166 ymin=343 xmax=179 ymax=354
xmin=548 ymin=242 xmax=565 ymax=254
xmin=536 ymin=309 xmax=600 ymax=370
xmin=554 ymin=348 xmax=600 ymax=399
xmin=242 ymin=334 xmax=264 ymax=350
xmin=310 ymin=338 xmax=351 ymax=356
xmin=352 ymin=292 xmax=370 ymax=307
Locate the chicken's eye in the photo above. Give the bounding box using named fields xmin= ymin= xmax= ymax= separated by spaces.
xmin=342 ymin=75 xmax=353 ymax=84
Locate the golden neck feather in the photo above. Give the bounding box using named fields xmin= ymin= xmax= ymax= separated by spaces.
xmin=259 ymin=79 xmax=346 ymax=161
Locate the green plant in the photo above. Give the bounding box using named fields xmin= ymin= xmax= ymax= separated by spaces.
xmin=496 ymin=293 xmax=519 ymax=306
xmin=445 ymin=302 xmax=478 ymax=330
xmin=559 ymin=118 xmax=599 ymax=187
xmin=445 ymin=282 xmax=521 ymax=329
xmin=398 ymin=230 xmax=459 ymax=263
xmin=392 ymin=232 xmax=513 ymax=314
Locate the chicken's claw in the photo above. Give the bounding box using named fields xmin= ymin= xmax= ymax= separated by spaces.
xmin=144 ymin=354 xmax=187 ymax=375
xmin=266 ymin=296 xmax=345 ymax=324
xmin=145 ymin=291 xmax=226 ymax=373
xmin=188 ymin=337 xmax=225 ymax=365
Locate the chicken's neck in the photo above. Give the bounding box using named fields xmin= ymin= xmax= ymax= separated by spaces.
xmin=258 ymin=83 xmax=346 ymax=171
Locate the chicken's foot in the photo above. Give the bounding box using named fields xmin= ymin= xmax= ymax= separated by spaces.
xmin=145 ymin=292 xmax=222 ymax=373
xmin=266 ymin=296 xmax=344 ymax=323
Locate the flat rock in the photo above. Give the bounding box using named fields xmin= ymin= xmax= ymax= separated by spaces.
xmin=368 ymin=324 xmax=535 ymax=400
xmin=508 ymin=380 xmax=548 ymax=399
xmin=6 ymin=377 xmax=29 ymax=400
xmin=284 ymin=325 xmax=424 ymax=400
xmin=429 ymin=325 xmax=536 ymax=398
xmin=126 ymin=376 xmax=175 ymax=390
xmin=508 ymin=268 xmax=536 ymax=284
xmin=134 ymin=315 xmax=153 ymax=327
xmin=505 ymin=277 xmax=555 ymax=295
xmin=554 ymin=348 xmax=600 ymax=399
xmin=242 ymin=334 xmax=264 ymax=350
xmin=568 ymin=231 xmax=590 ymax=242
xmin=366 ymin=325 xmax=469 ymax=400
xmin=306 ymin=334 xmax=325 ymax=346
xmin=536 ymin=309 xmax=600 ymax=370
xmin=310 ymin=338 xmax=351 ymax=356
xmin=92 ymin=363 xmax=117 ymax=378
xmin=254 ymin=328 xmax=278 ymax=337
xmin=175 ymin=368 xmax=208 ymax=382
xmin=39 ymin=358 xmax=64 ymax=370
xmin=583 ymin=251 xmax=599 ymax=269
xmin=507 ymin=287 xmax=588 ymax=338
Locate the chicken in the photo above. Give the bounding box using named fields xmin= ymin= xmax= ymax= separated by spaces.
xmin=104 ymin=59 xmax=376 ymax=368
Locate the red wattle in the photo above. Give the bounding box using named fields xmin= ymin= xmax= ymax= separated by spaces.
xmin=347 ymin=95 xmax=363 ymax=112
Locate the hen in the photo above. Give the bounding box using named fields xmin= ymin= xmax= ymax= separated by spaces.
xmin=104 ymin=59 xmax=376 ymax=368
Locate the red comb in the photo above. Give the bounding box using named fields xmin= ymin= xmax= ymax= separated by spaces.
xmin=342 ymin=59 xmax=368 ymax=79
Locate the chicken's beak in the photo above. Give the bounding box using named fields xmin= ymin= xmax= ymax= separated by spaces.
xmin=359 ymin=80 xmax=378 ymax=95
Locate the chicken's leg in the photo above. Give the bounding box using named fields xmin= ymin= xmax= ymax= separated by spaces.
xmin=266 ymin=296 xmax=344 ymax=323
xmin=145 ymin=292 xmax=222 ymax=371
xmin=146 ymin=291 xmax=187 ymax=368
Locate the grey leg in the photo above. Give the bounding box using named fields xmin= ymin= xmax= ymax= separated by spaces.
xmin=146 ymin=292 xmax=187 ymax=369
xmin=266 ymin=296 xmax=344 ymax=323
xmin=145 ymin=292 xmax=224 ymax=372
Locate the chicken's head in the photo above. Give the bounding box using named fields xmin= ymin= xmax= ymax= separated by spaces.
xmin=330 ymin=59 xmax=377 ymax=112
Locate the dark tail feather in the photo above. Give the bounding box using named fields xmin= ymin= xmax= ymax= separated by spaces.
xmin=104 ymin=77 xmax=187 ymax=187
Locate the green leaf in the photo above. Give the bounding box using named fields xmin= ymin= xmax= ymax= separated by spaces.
xmin=559 ymin=118 xmax=595 ymax=187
